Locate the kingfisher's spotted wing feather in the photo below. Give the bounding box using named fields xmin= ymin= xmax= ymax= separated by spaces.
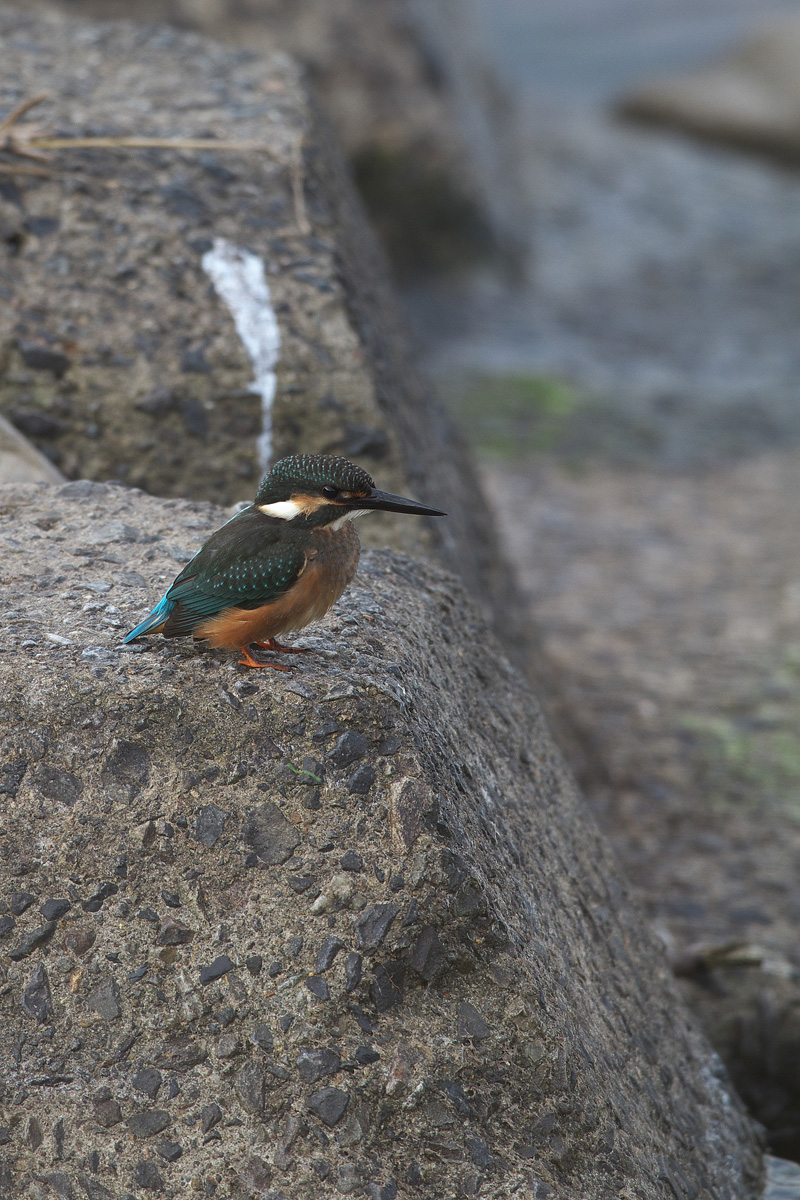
xmin=159 ymin=508 xmax=307 ymax=638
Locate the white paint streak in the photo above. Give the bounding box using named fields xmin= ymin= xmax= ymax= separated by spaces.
xmin=201 ymin=237 xmax=281 ymax=470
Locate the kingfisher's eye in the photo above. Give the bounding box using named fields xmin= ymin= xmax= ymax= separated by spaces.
xmin=321 ymin=485 xmax=339 ymax=500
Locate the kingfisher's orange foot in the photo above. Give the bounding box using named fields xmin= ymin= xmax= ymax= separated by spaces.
xmin=254 ymin=638 xmax=309 ymax=655
xmin=238 ymin=644 xmax=290 ymax=671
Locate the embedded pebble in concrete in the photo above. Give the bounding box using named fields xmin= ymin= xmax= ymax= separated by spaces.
xmin=199 ymin=956 xmax=235 ymax=985
xmin=193 ymin=804 xmax=228 ymax=849
xmin=306 ymin=1087 xmax=350 ymax=1128
xmin=296 ymin=1048 xmax=341 ymax=1084
xmin=315 ymin=935 xmax=345 ymax=973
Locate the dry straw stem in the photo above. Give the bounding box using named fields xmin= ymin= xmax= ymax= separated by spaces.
xmin=0 ymin=94 xmax=310 ymax=229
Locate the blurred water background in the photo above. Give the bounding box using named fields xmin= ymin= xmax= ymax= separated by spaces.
xmin=472 ymin=0 xmax=800 ymax=102
xmin=419 ymin=0 xmax=800 ymax=467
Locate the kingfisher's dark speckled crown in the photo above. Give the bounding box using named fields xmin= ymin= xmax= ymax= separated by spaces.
xmin=255 ymin=454 xmax=375 ymax=504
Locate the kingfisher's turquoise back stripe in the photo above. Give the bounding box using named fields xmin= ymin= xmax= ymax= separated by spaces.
xmin=123 ymin=593 xmax=174 ymax=643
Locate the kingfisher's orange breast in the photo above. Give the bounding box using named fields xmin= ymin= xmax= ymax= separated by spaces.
xmin=195 ymin=522 xmax=360 ymax=650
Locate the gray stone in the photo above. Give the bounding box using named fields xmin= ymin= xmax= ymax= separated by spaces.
xmin=20 ymin=964 xmax=53 ymax=1024
xmin=127 ymin=1111 xmax=170 ymax=1139
xmin=234 ymin=1061 xmax=265 ymax=1115
xmin=155 ymin=1142 xmax=182 ymax=1163
xmin=372 ymin=964 xmax=403 ymax=1013
xmin=354 ymin=903 xmax=400 ymax=952
xmin=19 ymin=343 xmax=71 ymax=376
xmin=457 ymin=1000 xmax=492 ymax=1041
xmin=620 ymin=18 xmax=800 ymax=165
xmin=199 ymin=956 xmax=234 ymax=985
xmin=344 ymin=953 xmax=363 ymax=993
xmin=239 ymin=1155 xmax=272 ymax=1192
xmin=242 ymin=803 xmax=301 ymax=866
xmin=368 ymin=1182 xmax=397 ymax=1200
xmin=193 ymin=804 xmax=228 ymax=849
xmin=215 ymin=1034 xmax=240 ymax=1059
xmin=134 ymin=1161 xmax=164 ymax=1190
xmin=438 ymin=1079 xmax=474 ymax=1119
xmin=409 ymin=926 xmax=448 ymax=982
xmin=78 ymin=1177 xmax=115 ymax=1200
xmin=288 ymin=875 xmax=316 ymax=895
xmin=40 ymin=898 xmax=70 ymax=922
xmin=296 ymin=1048 xmax=341 ymax=1084
xmin=10 ymin=892 xmax=36 ymax=916
xmin=154 ymin=1037 xmax=206 ymax=1073
xmin=82 ymin=882 xmax=118 ymax=913
xmin=315 ymin=935 xmax=345 ymax=973
xmin=93 ymin=1098 xmax=122 ymax=1129
xmin=0 ymin=414 xmax=64 ymax=486
xmin=88 ymin=979 xmax=121 ymax=1021
xmin=30 ymin=766 xmax=81 ymax=807
xmin=43 ymin=1174 xmax=74 ymax=1200
xmin=63 ymin=926 xmax=95 ymax=957
xmin=467 ymin=1136 xmax=492 ymax=1169
xmin=338 ymin=1164 xmax=362 ymax=1194
xmin=306 ymin=1087 xmax=350 ymax=1128
xmin=9 ymin=922 xmax=55 ymax=961
xmin=305 ymin=975 xmax=329 ymax=1002
xmin=266 ymin=1061 xmax=290 ymax=1082
xmin=348 ymin=762 xmax=376 ymax=795
xmin=84 ymin=522 xmax=140 ymax=546
xmin=132 ymin=1069 xmax=162 ymax=1101
xmin=201 ymin=1103 xmax=222 ymax=1134
xmin=251 ymin=1025 xmax=274 ymax=1054
xmin=23 ymin=1118 xmax=40 ymax=1148
xmin=328 ymin=731 xmax=368 ymax=769
xmin=100 ymin=739 xmax=149 ymax=802
xmin=156 ymin=919 xmax=194 ymax=946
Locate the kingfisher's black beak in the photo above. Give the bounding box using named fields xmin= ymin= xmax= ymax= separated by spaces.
xmin=356 ymin=488 xmax=446 ymax=517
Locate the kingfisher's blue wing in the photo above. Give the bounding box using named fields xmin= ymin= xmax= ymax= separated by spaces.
xmin=125 ymin=507 xmax=307 ymax=641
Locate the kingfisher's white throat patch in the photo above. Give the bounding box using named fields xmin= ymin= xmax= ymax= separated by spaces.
xmin=330 ymin=509 xmax=368 ymax=530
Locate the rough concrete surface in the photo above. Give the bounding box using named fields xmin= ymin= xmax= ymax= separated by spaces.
xmin=0 ymin=9 xmax=402 ymax=506
xmin=0 ymin=8 xmax=527 ymax=669
xmin=29 ymin=0 xmax=524 ymax=276
xmin=0 ymin=480 xmax=763 ymax=1198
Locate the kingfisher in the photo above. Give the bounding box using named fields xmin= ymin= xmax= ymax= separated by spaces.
xmin=124 ymin=453 xmax=446 ymax=669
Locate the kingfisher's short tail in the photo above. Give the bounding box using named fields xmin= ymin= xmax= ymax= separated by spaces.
xmin=124 ymin=594 xmax=173 ymax=643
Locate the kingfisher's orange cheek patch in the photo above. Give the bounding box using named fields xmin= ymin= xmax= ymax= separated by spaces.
xmin=292 ymin=494 xmax=331 ymax=515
